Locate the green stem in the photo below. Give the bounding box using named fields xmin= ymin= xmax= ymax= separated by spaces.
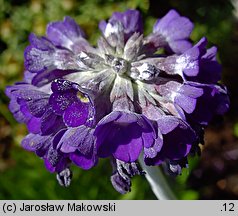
xmin=139 ymin=156 xmax=177 ymax=200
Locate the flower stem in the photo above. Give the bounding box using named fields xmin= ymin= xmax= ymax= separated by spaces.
xmin=139 ymin=156 xmax=177 ymax=200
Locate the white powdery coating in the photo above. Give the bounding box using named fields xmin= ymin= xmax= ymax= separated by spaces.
xmin=174 ymin=54 xmax=196 ymax=77
xmin=170 ymin=91 xmax=178 ymax=101
xmin=104 ymin=22 xmax=123 ymax=37
xmin=132 ymin=63 xmax=158 ymax=81
xmin=137 ymin=63 xmax=152 ymax=80
xmin=79 ymin=51 xmax=90 ymax=60
xmin=61 ymin=37 xmax=74 ymax=51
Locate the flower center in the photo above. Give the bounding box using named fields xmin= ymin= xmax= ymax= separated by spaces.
xmin=111 ymin=58 xmax=129 ymax=75
xmin=105 ymin=54 xmax=129 ymax=75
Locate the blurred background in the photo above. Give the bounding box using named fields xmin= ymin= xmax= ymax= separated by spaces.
xmin=0 ymin=0 xmax=237 ymax=199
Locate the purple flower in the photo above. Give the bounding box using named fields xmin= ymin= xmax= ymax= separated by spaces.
xmin=46 ymin=16 xmax=88 ymax=52
xmin=145 ymin=9 xmax=193 ymax=54
xmin=94 ymin=111 xmax=155 ymax=162
xmin=144 ymin=116 xmax=196 ymax=165
xmin=99 ymin=9 xmax=143 ymax=41
xmin=6 ymin=9 xmax=229 ymax=194
xmin=21 ymin=130 xmax=70 ymax=173
xmin=49 ymin=79 xmax=95 ymax=127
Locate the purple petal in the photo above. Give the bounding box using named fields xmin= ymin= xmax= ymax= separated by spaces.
xmin=46 ymin=16 xmax=93 ymax=54
xmin=14 ymin=99 xmax=41 ymax=133
xmin=46 ymin=146 xmax=61 ymax=167
xmin=147 ymin=9 xmax=193 ymax=54
xmin=63 ymin=102 xmax=89 ymax=127
xmin=200 ymin=47 xmax=222 ymax=83
xmin=145 ymin=117 xmax=196 ymax=165
xmin=50 ymin=79 xmax=94 ymax=127
xmin=178 ymin=83 xmax=204 ymax=98
xmin=40 ymin=107 xmax=65 ymax=135
xmin=27 ymin=116 xmax=41 ymax=134
xmin=144 ymin=129 xmax=163 ymax=158
xmin=188 ymin=46 xmax=222 ymax=84
xmin=21 ymin=133 xmax=50 ymax=151
xmin=182 ymin=37 xmax=207 ymax=77
xmin=7 ymin=83 xmax=49 ymax=101
xmin=168 ymin=40 xmax=193 ymax=54
xmin=153 ymin=10 xmax=180 ymax=32
xmin=32 ymin=69 xmax=76 ymax=87
xmin=154 ymin=10 xmax=193 ymax=41
xmin=95 ymin=111 xmax=154 ymax=162
xmin=51 ymin=79 xmax=78 ymax=92
xmin=113 ymin=131 xmax=143 ymax=162
xmin=188 ymin=83 xmax=230 ymax=125
xmin=24 ymin=34 xmax=78 ymax=74
xmin=157 ymin=116 xmax=181 ymax=134
xmin=47 ymin=16 xmax=85 ymax=46
xmin=44 ymin=130 xmax=69 ymax=172
xmin=58 ymin=125 xmax=97 ymax=170
xmin=153 ymin=38 xmax=206 ymax=77
xmin=59 ymin=126 xmax=95 ymax=155
xmin=24 ymin=34 xmax=54 ymax=73
xmin=49 ymin=92 xmax=77 ymax=115
xmin=112 ymin=10 xmax=143 ymax=37
xmin=35 ymin=139 xmax=52 ymax=157
xmin=175 ymin=94 xmax=197 ymax=114
xmin=23 ymin=70 xmax=35 ymax=83
xmin=173 ymin=84 xmax=203 ymax=114
xmin=70 ymin=151 xmax=96 ymax=170
xmin=44 ymin=156 xmax=69 ymax=173
xmin=13 ymin=90 xmax=49 ymax=118
xmin=8 ymin=99 xmax=26 ymax=123
xmin=100 ymin=9 xmax=143 ymax=41
xmin=24 ymin=97 xmax=48 ymax=117
xmin=52 ymin=129 xmax=67 ymax=148
xmin=156 ymin=80 xmax=203 ymax=115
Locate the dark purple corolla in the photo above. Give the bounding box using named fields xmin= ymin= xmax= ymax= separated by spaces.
xmin=6 ymin=9 xmax=229 ymax=194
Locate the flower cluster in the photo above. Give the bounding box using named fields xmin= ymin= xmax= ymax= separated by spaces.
xmin=6 ymin=9 xmax=229 ymax=193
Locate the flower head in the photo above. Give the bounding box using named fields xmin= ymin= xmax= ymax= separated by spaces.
xmin=6 ymin=9 xmax=229 ymax=193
